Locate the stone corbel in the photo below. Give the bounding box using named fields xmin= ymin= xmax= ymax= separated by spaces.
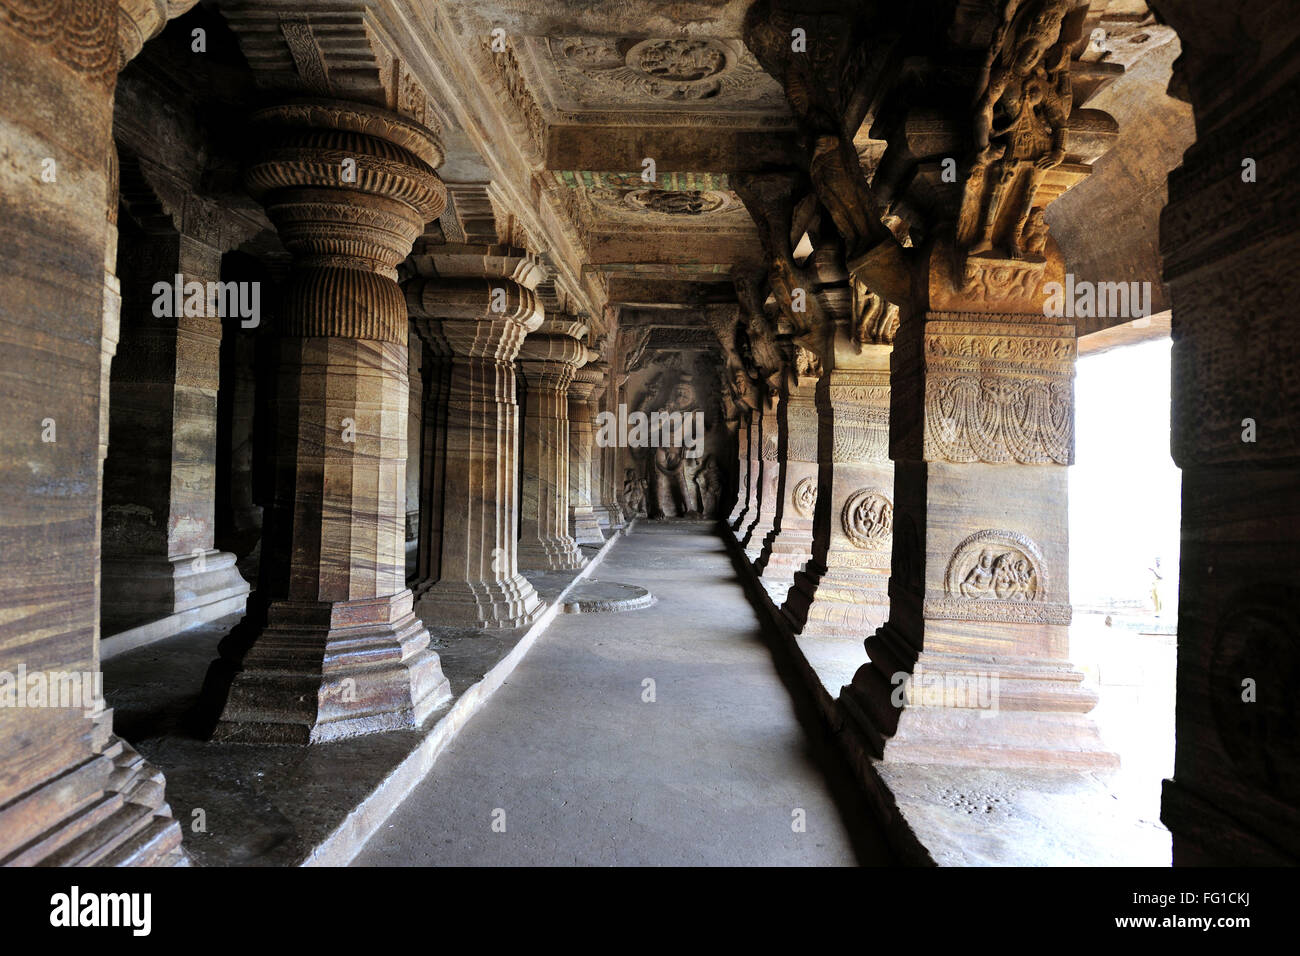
xmin=118 ymin=0 xmax=200 ymax=69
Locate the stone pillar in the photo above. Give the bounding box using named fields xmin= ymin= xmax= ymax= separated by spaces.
xmin=412 ymin=326 xmax=450 ymax=590
xmin=842 ymin=237 xmax=1111 ymax=769
xmin=404 ymin=330 xmax=424 ymax=576
xmin=568 ymin=361 xmax=607 ymax=545
xmin=102 ymin=224 xmax=250 ymax=638
xmin=1155 ymin=0 xmax=1300 ymax=864
xmin=599 ymin=377 xmax=627 ymax=528
xmin=741 ymin=384 xmax=782 ymax=561
xmin=205 ymin=101 xmax=451 ymax=743
xmin=785 ymin=334 xmax=895 ymax=637
xmin=405 ymin=272 xmax=544 ymax=629
xmin=0 ymin=2 xmax=187 ymax=865
xmin=757 ymin=345 xmax=820 ymax=593
xmin=517 ymin=316 xmax=592 ymax=571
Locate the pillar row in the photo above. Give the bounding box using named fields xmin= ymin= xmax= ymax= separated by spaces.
xmin=406 ymin=272 xmax=544 ymax=629
xmin=741 ymin=384 xmax=781 ymax=561
xmin=785 ymin=342 xmax=894 ymax=637
xmin=103 ymin=223 xmax=249 ymax=638
xmin=756 ymin=346 xmax=820 ymax=594
xmin=205 ymin=100 xmax=451 ymax=744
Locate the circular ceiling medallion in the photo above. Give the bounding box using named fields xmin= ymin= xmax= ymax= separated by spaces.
xmin=627 ymin=38 xmax=727 ymax=83
xmin=623 ymin=187 xmax=729 ymax=216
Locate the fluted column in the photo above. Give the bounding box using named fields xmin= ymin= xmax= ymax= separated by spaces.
xmin=406 ymin=271 xmax=544 ymax=629
xmin=205 ymin=101 xmax=451 ymax=743
xmin=518 ymin=316 xmax=592 ymax=570
xmin=568 ymin=361 xmax=607 ymax=545
xmin=599 ymin=377 xmax=628 ymax=528
xmin=412 ymin=325 xmax=451 ymax=590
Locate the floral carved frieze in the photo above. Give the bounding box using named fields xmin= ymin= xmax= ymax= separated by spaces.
xmin=924 ymin=529 xmax=1072 ymax=625
xmin=923 ymin=320 xmax=1075 ymax=465
xmin=842 ymin=489 xmax=893 ymax=550
xmin=546 ymin=35 xmax=785 ymax=108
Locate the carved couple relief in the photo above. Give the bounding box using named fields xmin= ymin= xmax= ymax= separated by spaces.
xmin=842 ymin=489 xmax=893 ymax=550
xmin=925 ymin=529 xmax=1071 ymax=624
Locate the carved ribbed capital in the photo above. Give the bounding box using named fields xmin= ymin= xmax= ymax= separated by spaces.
xmin=518 ymin=319 xmax=594 ymax=370
xmin=406 ymin=244 xmax=548 ymax=290
xmin=243 ymin=101 xmax=446 ymax=343
xmin=245 ymin=100 xmax=446 ymax=277
xmin=573 ymin=361 xmax=609 ymax=404
xmin=406 ymin=276 xmax=542 ymax=360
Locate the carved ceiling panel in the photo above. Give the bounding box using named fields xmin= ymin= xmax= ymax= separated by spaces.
xmin=551 ymin=172 xmax=753 ymax=233
xmin=540 ymin=35 xmax=786 ymax=112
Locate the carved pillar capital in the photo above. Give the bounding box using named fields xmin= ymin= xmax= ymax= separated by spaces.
xmin=405 ymin=276 xmax=542 ymax=360
xmin=244 ymin=100 xmax=446 ymax=342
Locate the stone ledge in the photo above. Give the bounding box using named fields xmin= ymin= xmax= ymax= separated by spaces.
xmin=101 ymin=523 xmax=631 ymax=867
xmin=720 ymin=521 xmax=1169 ymax=867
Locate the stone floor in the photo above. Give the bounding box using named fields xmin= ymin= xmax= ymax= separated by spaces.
xmin=725 ymin=528 xmax=1175 ymax=867
xmin=102 ymin=533 xmax=622 ymax=866
xmin=355 ymin=521 xmax=893 ymax=866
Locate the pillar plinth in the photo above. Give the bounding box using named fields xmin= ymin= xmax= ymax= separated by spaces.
xmin=518 ymin=317 xmax=592 ymax=570
xmin=406 ymin=271 xmax=544 ymax=628
xmin=785 ymin=342 xmax=894 ymax=636
xmin=568 ymin=363 xmax=607 ymax=545
xmin=843 ymin=236 xmax=1113 ymax=769
xmin=205 ymin=100 xmax=451 ymax=743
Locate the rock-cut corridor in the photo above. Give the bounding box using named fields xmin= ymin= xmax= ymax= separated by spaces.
xmin=355 ymin=523 xmax=891 ymax=866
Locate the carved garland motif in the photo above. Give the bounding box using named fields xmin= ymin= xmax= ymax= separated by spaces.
xmin=924 ymin=374 xmax=1072 ymax=464
xmin=1 ymin=0 xmax=117 ymax=83
xmin=831 ymin=404 xmax=889 ymax=463
xmin=842 ymin=489 xmax=892 ymax=550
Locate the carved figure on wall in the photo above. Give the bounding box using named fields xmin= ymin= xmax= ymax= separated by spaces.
xmin=842 ymin=489 xmax=893 ymax=549
xmin=694 ymin=455 xmax=723 ymax=517
xmin=960 ymin=0 xmax=1074 ymax=260
xmin=649 ymin=378 xmax=703 ymax=517
xmin=960 ymin=549 xmax=1039 ymax=601
xmin=850 ymin=277 xmax=900 ymax=349
xmin=622 ymin=467 xmax=647 ymax=517
xmin=947 ymin=530 xmax=1046 ymax=603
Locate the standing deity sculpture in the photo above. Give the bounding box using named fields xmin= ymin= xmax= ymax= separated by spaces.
xmin=649 ymin=378 xmax=704 ymax=517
